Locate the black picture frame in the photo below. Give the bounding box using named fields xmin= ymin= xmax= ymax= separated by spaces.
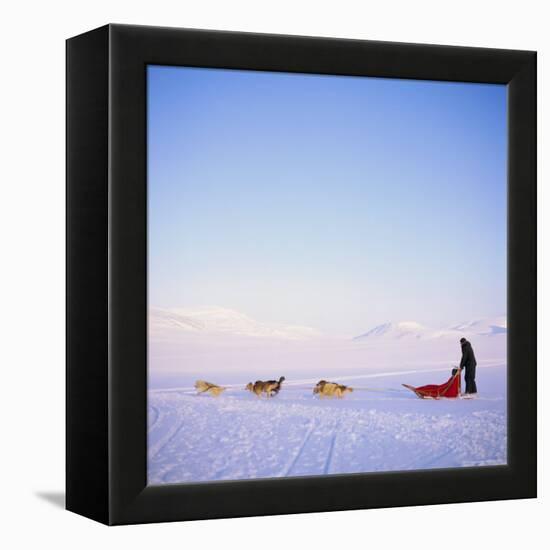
xmin=66 ymin=24 xmax=536 ymax=526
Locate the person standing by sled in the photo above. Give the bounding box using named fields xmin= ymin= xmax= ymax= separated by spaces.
xmin=459 ymin=337 xmax=477 ymax=396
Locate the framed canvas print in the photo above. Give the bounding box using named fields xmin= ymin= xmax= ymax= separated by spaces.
xmin=66 ymin=24 xmax=536 ymax=525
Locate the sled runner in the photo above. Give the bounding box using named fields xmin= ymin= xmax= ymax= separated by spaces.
xmin=402 ymin=369 xmax=461 ymax=399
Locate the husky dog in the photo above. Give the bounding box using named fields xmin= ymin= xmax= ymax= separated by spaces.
xmin=194 ymin=380 xmax=226 ymax=397
xmin=245 ymin=381 xmax=262 ymax=396
xmin=313 ymin=380 xmax=353 ymax=398
xmin=245 ymin=376 xmax=285 ymax=397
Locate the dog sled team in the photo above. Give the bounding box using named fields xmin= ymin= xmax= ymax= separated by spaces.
xmin=195 ymin=338 xmax=479 ymax=401
xmin=194 ymin=377 xmax=353 ymax=398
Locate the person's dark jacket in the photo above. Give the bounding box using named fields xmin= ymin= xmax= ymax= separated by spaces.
xmin=459 ymin=340 xmax=477 ymax=369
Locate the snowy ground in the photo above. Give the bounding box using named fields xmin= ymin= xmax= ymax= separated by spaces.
xmin=148 ymin=364 xmax=507 ymax=484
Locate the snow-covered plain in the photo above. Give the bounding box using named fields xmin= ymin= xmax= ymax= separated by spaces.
xmin=148 ymin=308 xmax=507 ymax=484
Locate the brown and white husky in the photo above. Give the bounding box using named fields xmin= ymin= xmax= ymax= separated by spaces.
xmin=313 ymin=380 xmax=353 ymax=398
xmin=245 ymin=376 xmax=285 ymax=397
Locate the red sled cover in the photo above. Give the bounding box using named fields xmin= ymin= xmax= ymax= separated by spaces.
xmin=403 ymin=371 xmax=461 ymax=399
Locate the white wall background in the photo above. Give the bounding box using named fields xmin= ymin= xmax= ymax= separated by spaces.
xmin=0 ymin=1 xmax=546 ymax=547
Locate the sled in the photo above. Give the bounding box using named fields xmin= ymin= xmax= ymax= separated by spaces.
xmin=402 ymin=370 xmax=461 ymax=399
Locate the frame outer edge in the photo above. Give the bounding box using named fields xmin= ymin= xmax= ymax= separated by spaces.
xmin=101 ymin=25 xmax=537 ymax=525
xmin=507 ymin=52 xmax=537 ymax=496
xmin=66 ymin=25 xmax=111 ymax=525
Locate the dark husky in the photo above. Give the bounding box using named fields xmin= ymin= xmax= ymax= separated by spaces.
xmin=245 ymin=376 xmax=285 ymax=397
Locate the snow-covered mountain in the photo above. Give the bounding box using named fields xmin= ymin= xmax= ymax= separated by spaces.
xmin=353 ymin=321 xmax=429 ymax=341
xmin=450 ymin=316 xmax=507 ymax=336
xmin=149 ymin=307 xmax=321 ymax=340
xmin=353 ymin=316 xmax=507 ymax=342
xmin=148 ymin=308 xmax=507 ymax=375
xmin=150 ymin=306 xmax=507 ymax=343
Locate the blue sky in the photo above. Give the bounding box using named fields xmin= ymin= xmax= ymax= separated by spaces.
xmin=147 ymin=65 xmax=507 ymax=335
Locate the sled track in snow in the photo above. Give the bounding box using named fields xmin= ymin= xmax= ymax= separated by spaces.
xmin=148 ymin=409 xmax=187 ymax=462
xmin=399 ymin=444 xmax=453 ymax=472
xmin=323 ymin=423 xmax=339 ymax=475
xmin=417 ymin=447 xmax=456 ymax=470
xmin=284 ymin=420 xmax=316 ymax=477
xmin=148 ymin=405 xmax=160 ymax=432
